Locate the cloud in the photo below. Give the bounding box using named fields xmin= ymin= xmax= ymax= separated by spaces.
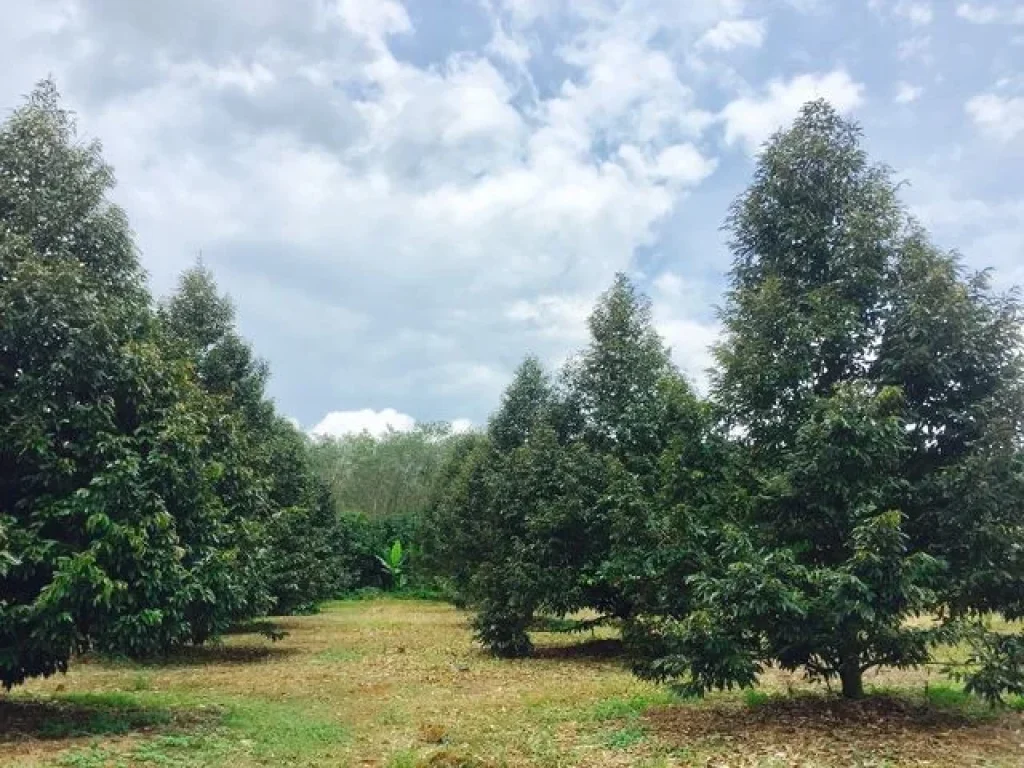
xmin=869 ymin=1 xmax=933 ymax=25
xmin=697 ymin=19 xmax=766 ymax=51
xmin=3 ymin=0 xmax=1019 ymax=428
xmin=650 ymin=271 xmax=721 ymax=389
xmin=906 ymin=167 xmax=1024 ymax=290
xmin=310 ymin=408 xmax=417 ymax=438
xmin=451 ymin=418 xmax=475 ymax=434
xmin=966 ymin=92 xmax=1024 ymax=141
xmin=309 ymin=407 xmax=474 ymax=437
xmin=896 ymin=1 xmax=934 ymax=25
xmin=720 ymin=70 xmax=866 ymax=152
xmin=0 ymin=0 xmax=743 ymax=425
xmin=956 ymin=3 xmax=1024 ymax=24
xmin=505 ymin=294 xmax=593 ymax=345
xmin=895 ymin=82 xmax=924 ymax=103
xmin=897 ymin=35 xmax=933 ymax=63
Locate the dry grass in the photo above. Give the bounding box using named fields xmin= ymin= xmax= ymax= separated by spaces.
xmin=1 ymin=598 xmax=1022 ymax=767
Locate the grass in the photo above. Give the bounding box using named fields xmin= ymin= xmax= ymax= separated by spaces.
xmin=2 ymin=598 xmax=1022 ymax=767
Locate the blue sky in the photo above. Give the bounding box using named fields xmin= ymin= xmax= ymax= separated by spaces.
xmin=3 ymin=0 xmax=1022 ymax=435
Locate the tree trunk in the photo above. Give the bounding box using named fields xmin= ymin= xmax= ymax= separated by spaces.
xmin=839 ymin=657 xmax=864 ymax=699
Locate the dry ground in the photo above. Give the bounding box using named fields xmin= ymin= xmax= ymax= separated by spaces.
xmin=1 ymin=597 xmax=1022 ymax=767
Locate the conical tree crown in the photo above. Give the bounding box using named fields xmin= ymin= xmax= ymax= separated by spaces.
xmin=574 ymin=273 xmax=676 ymax=459
xmin=488 ymin=355 xmax=552 ymax=453
xmin=715 ymin=100 xmax=904 ymax=450
xmin=0 ymin=79 xmax=141 ymax=292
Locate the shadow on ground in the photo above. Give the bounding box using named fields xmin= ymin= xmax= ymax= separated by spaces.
xmin=531 ymin=638 xmax=625 ymax=661
xmin=645 ymin=694 xmax=1024 ymax=764
xmin=0 ymin=694 xmax=221 ymax=741
xmin=121 ymin=643 xmax=302 ymax=668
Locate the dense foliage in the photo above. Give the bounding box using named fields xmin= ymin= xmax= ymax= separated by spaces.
xmin=424 ymin=280 xmax=714 ymax=655
xmin=428 ymin=101 xmax=1024 ymax=703
xmin=0 ymin=82 xmax=362 ymax=687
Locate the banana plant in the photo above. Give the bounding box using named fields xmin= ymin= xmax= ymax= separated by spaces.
xmin=376 ymin=539 xmax=408 ymax=590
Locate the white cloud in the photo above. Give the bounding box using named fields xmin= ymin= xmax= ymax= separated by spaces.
xmin=906 ymin=168 xmax=1024 ymax=290
xmin=956 ymin=3 xmax=1001 ymax=23
xmin=956 ymin=3 xmax=1024 ymax=24
xmin=720 ymin=70 xmax=866 ymax=152
xmin=309 ymin=409 xmax=475 ymax=437
xmin=650 ymin=271 xmax=721 ymax=389
xmin=310 ymin=408 xmax=417 ymax=438
xmin=869 ymin=1 xmax=933 ymax=25
xmin=895 ymin=81 xmax=924 ymax=103
xmin=505 ymin=294 xmax=593 ymax=343
xmin=338 ymin=0 xmax=412 ymax=45
xmin=17 ymin=0 xmax=736 ymax=425
xmin=451 ymin=418 xmax=475 ymax=434
xmin=697 ymin=18 xmax=766 ymax=51
xmin=10 ymin=0 xmax=1011 ymax=428
xmin=618 ymin=143 xmax=718 ymax=186
xmin=895 ymin=1 xmax=934 ymax=25
xmin=966 ymin=92 xmax=1024 ymax=141
xmin=897 ymin=35 xmax=932 ymax=63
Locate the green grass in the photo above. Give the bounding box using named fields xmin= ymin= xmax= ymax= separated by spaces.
xmin=601 ymin=724 xmax=647 ymax=749
xmin=7 ymin=599 xmax=1024 ymax=768
xmin=1 ymin=691 xmax=177 ymax=740
xmin=588 ymin=691 xmax=677 ymax=721
xmin=49 ymin=696 xmax=348 ymax=767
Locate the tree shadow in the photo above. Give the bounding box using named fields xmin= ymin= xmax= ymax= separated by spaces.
xmin=645 ymin=693 xmax=1024 ymax=764
xmin=131 ymin=643 xmax=301 ymax=668
xmin=0 ymin=693 xmax=219 ymax=741
xmin=225 ymin=619 xmax=288 ymax=641
xmin=531 ymin=638 xmax=625 ymax=661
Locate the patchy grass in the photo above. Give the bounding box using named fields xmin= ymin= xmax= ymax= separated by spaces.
xmin=2 ymin=598 xmax=1022 ymax=767
xmin=0 ymin=692 xmax=181 ymax=739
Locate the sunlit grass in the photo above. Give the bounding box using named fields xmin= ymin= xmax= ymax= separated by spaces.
xmin=3 ymin=598 xmax=1022 ymax=767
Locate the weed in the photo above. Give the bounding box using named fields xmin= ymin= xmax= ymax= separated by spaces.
xmin=602 ymin=724 xmax=646 ymax=749
xmin=743 ymin=688 xmax=773 ymax=707
xmin=386 ymin=749 xmax=419 ymax=768
xmin=590 ymin=692 xmax=675 ymax=721
xmin=131 ymin=673 xmax=154 ymax=691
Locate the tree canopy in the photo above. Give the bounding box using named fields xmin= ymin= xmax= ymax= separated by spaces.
xmin=428 ymin=100 xmax=1024 ymax=703
xmin=0 ymin=81 xmax=371 ymax=687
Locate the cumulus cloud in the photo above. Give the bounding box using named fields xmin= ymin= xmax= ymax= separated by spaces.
xmin=956 ymin=3 xmax=1024 ymax=24
xmin=3 ymin=0 xmax=1018 ymax=428
xmin=895 ymin=1 xmax=934 ymax=25
xmin=310 ymin=408 xmax=417 ymax=438
xmin=697 ymin=19 xmax=766 ymax=51
xmin=966 ymin=92 xmax=1024 ymax=141
xmin=895 ymin=82 xmax=924 ymax=103
xmin=720 ymin=70 xmax=866 ymax=153
xmin=0 ymin=0 xmax=744 ymax=424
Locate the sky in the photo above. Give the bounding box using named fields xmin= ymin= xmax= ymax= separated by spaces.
xmin=2 ymin=0 xmax=1022 ymax=436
